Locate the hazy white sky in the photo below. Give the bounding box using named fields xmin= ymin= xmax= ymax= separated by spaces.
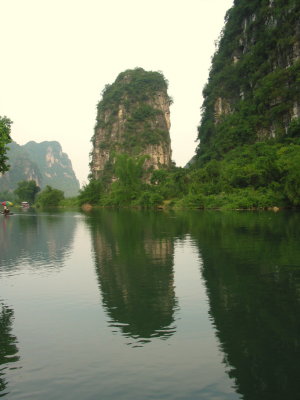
xmin=0 ymin=0 xmax=233 ymax=186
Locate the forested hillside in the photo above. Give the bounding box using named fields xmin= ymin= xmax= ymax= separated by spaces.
xmin=196 ymin=0 xmax=300 ymax=160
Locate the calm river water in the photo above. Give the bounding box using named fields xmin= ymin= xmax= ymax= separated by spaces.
xmin=0 ymin=209 xmax=300 ymax=399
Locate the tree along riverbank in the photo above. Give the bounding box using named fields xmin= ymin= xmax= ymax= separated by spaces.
xmin=77 ymin=139 xmax=300 ymax=211
xmin=3 ymin=139 xmax=299 ymax=211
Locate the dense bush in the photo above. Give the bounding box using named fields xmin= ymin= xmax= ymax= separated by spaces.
xmin=36 ymin=185 xmax=64 ymax=208
xmin=78 ymin=180 xmax=103 ymax=206
xmin=103 ymin=154 xmax=148 ymax=206
xmin=277 ymin=142 xmax=300 ymax=205
xmin=14 ymin=180 xmax=40 ymax=204
xmin=0 ymin=116 xmax=12 ymax=173
xmin=154 ymin=140 xmax=299 ymax=209
xmin=59 ymin=197 xmax=79 ymax=208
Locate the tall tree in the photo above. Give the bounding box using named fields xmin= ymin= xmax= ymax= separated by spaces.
xmin=14 ymin=180 xmax=40 ymax=203
xmin=113 ymin=154 xmax=147 ymax=203
xmin=36 ymin=185 xmax=64 ymax=207
xmin=0 ymin=116 xmax=12 ymax=173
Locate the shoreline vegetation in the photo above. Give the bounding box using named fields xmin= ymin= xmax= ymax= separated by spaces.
xmin=1 ymin=125 xmax=300 ymax=211
xmin=78 ymin=204 xmax=286 ymax=213
xmin=3 ymin=138 xmax=298 ymax=212
xmin=74 ymin=138 xmax=300 ymax=212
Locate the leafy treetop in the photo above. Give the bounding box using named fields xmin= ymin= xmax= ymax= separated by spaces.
xmin=0 ymin=116 xmax=12 ymax=173
xmin=97 ymin=67 xmax=171 ymax=115
xmin=14 ymin=180 xmax=40 ymax=204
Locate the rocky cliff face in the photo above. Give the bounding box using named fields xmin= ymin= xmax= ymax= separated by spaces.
xmin=0 ymin=141 xmax=80 ymax=197
xmin=196 ymin=0 xmax=300 ymax=161
xmin=0 ymin=142 xmax=42 ymax=191
xmin=24 ymin=141 xmax=80 ymax=196
xmin=90 ymin=68 xmax=172 ymax=181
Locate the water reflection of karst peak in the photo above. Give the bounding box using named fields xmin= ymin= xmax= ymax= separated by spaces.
xmin=193 ymin=211 xmax=300 ymax=400
xmin=0 ymin=302 xmax=20 ymax=397
xmin=144 ymin=239 xmax=173 ymax=263
xmin=0 ymin=213 xmax=78 ymax=274
xmin=86 ymin=210 xmax=179 ymax=344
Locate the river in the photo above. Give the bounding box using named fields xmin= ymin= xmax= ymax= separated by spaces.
xmin=0 ymin=209 xmax=300 ymax=399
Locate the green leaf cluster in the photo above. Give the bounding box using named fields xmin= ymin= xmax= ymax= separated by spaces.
xmin=78 ymin=179 xmax=103 ymax=206
xmin=102 ymin=154 xmax=148 ymax=206
xmin=14 ymin=180 xmax=40 ymax=204
xmin=123 ymin=104 xmax=169 ymax=149
xmin=96 ymin=68 xmax=170 ymax=117
xmin=36 ymin=185 xmax=64 ymax=208
xmin=0 ymin=116 xmax=12 ymax=174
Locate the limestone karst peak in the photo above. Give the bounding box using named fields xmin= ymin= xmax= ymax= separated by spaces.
xmin=90 ymin=68 xmax=172 ymax=182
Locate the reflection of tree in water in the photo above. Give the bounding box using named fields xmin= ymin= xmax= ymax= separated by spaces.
xmin=187 ymin=211 xmax=300 ymax=400
xmin=0 ymin=212 xmax=77 ymax=272
xmin=86 ymin=210 xmax=182 ymax=342
xmin=0 ymin=302 xmax=20 ymax=397
xmin=85 ymin=208 xmax=300 ymax=392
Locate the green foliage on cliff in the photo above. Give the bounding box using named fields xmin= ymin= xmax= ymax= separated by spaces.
xmin=0 ymin=116 xmax=12 ymax=173
xmin=123 ymin=104 xmax=169 ymax=150
xmin=184 ymin=0 xmax=300 ymax=209
xmin=97 ymin=68 xmax=170 ymax=115
xmin=93 ymin=68 xmax=171 ymax=157
xmin=197 ymin=0 xmax=300 ymax=161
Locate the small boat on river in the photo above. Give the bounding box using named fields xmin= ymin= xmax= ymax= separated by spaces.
xmin=1 ymin=211 xmax=14 ymax=216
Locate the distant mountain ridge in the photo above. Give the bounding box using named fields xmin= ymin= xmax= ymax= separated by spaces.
xmin=0 ymin=141 xmax=80 ymax=197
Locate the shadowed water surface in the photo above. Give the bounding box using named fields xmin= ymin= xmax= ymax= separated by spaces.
xmin=0 ymin=209 xmax=300 ymax=399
